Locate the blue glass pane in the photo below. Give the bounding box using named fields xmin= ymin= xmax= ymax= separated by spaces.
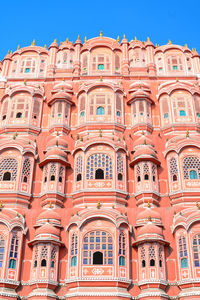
xmin=164 ymin=113 xmax=169 ymax=119
xmin=98 ymin=64 xmax=104 ymax=70
xmin=195 ymin=260 xmax=200 ymax=267
xmin=83 ymin=244 xmax=88 ymax=250
xmin=180 ymin=110 xmax=186 ymax=116
xmin=96 ymin=106 xmax=105 ymax=115
xmin=117 ymin=111 xmax=121 ymax=116
xmin=25 ymin=68 xmax=30 ymax=73
xmin=190 ymin=170 xmax=198 ymax=179
xmin=80 ymin=111 xmax=85 ymax=117
xmin=119 ymin=256 xmax=125 ymax=267
xmin=181 ymin=258 xmax=188 ymax=268
xmin=83 ymin=258 xmax=88 ymax=265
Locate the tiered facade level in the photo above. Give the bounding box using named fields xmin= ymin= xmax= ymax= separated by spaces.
xmin=0 ymin=33 xmax=199 ymax=299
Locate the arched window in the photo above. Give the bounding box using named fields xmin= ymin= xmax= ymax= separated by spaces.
xmin=82 ymin=53 xmax=88 ymax=74
xmin=20 ymin=58 xmax=36 ymax=74
xmin=9 ymin=95 xmax=31 ymax=123
xmin=79 ymin=95 xmax=86 ymax=122
xmin=117 ymin=154 xmax=124 ymax=181
xmin=33 ymin=245 xmax=38 ymax=269
xmin=71 ymin=233 xmax=78 ymax=267
xmin=22 ymin=158 xmax=31 ymax=184
xmin=183 ymin=156 xmax=200 ymax=180
xmin=149 ymin=246 xmax=155 ymax=267
xmin=158 ymin=247 xmax=163 ymax=268
xmin=50 ymin=247 xmax=56 ymax=269
xmin=40 ymin=246 xmax=48 ymax=267
xmin=0 ymin=158 xmax=18 ymax=182
xmin=118 ymin=173 xmax=123 ymax=181
xmin=58 ymin=166 xmax=64 ymax=183
xmin=76 ymin=156 xmax=83 ymax=182
xmin=86 ymin=154 xmax=113 ymax=180
xmin=1 ymin=99 xmax=8 ymax=122
xmin=77 ymin=174 xmax=82 ymax=181
xmin=119 ymin=232 xmax=126 ymax=266
xmin=181 ymin=258 xmax=188 ymax=268
xmin=140 ymin=246 xmax=146 ymax=268
xmin=193 ymin=234 xmax=200 ymax=267
xmin=169 ymin=157 xmax=179 ymax=182
xmin=91 ymin=53 xmax=111 ymax=73
xmin=9 ymin=234 xmax=19 ymax=269
xmin=96 ymin=106 xmax=105 ymax=115
xmin=143 ymin=163 xmax=150 ymax=181
xmin=167 ymin=55 xmax=183 ymax=72
xmin=88 ymin=92 xmax=112 ymax=122
xmin=3 ymin=172 xmax=11 ymax=181
xmin=116 ymin=94 xmax=122 ymax=118
xmin=160 ymin=96 xmax=170 ymax=125
xmin=136 ymin=165 xmax=141 ymax=182
xmin=119 ymin=256 xmax=125 ymax=267
xmin=9 ymin=259 xmax=16 ymax=269
xmin=93 ymin=251 xmax=103 ymax=265
xmin=95 ymin=168 xmax=104 ymax=179
xmin=0 ymin=236 xmax=5 ymax=268
xmin=179 ymin=236 xmax=188 ymax=268
xmin=50 ymin=164 xmax=56 ymax=181
xmin=171 ymin=92 xmax=193 ymax=122
xmin=115 ymin=53 xmax=120 ymax=72
xmin=41 ymin=259 xmax=46 ymax=267
xmin=71 ymin=256 xmax=77 ymax=267
xmin=150 ymin=259 xmax=155 ymax=266
xmin=190 ymin=170 xmax=198 ymax=179
xmin=83 ymin=231 xmax=113 ymax=265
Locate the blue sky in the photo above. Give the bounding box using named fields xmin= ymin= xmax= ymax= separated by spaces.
xmin=1 ymin=0 xmax=199 ymax=59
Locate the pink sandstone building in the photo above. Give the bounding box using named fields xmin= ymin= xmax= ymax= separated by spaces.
xmin=0 ymin=33 xmax=199 ymax=299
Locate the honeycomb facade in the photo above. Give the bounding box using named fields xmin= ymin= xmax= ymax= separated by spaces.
xmin=0 ymin=34 xmax=199 ymax=299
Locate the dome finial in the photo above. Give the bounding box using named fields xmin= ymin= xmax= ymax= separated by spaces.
xmin=185 ymin=43 xmax=188 ymax=48
xmin=117 ymin=36 xmax=120 ymax=42
xmin=186 ymin=129 xmax=189 ymax=138
xmin=54 ymin=39 xmax=57 ymax=43
xmin=148 ymin=215 xmax=152 ymax=222
xmin=84 ymin=36 xmax=87 ymax=43
xmin=100 ymin=30 xmax=103 ymax=37
xmin=31 ymin=39 xmax=35 ymax=46
xmin=44 ymin=44 xmax=47 ymax=49
xmin=0 ymin=201 xmax=3 ymax=210
xmin=147 ymin=37 xmax=150 ymax=41
xmin=196 ymin=202 xmax=200 ymax=209
xmin=77 ymin=34 xmax=80 ymax=40
xmin=66 ymin=37 xmax=69 ymax=42
xmin=97 ymin=200 xmax=101 ymax=209
xmin=49 ymin=201 xmax=52 ymax=208
xmin=17 ymin=45 xmax=20 ymax=50
xmin=147 ymin=200 xmax=151 ymax=208
xmin=123 ymin=34 xmax=126 ymax=39
xmin=135 ymin=36 xmax=137 ymax=41
xmin=168 ymin=40 xmax=172 ymax=45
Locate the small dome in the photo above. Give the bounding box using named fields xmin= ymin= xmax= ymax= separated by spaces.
xmin=133 ymin=146 xmax=157 ymax=160
xmin=133 ymin=136 xmax=154 ymax=148
xmin=36 ymin=223 xmax=60 ymax=236
xmin=37 ymin=210 xmax=61 ymax=222
xmin=46 ymin=137 xmax=68 ymax=149
xmin=49 ymin=40 xmax=59 ymax=49
xmin=136 ymin=209 xmax=161 ymax=221
xmin=137 ymin=223 xmax=163 ymax=238
xmin=45 ymin=148 xmax=67 ymax=159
